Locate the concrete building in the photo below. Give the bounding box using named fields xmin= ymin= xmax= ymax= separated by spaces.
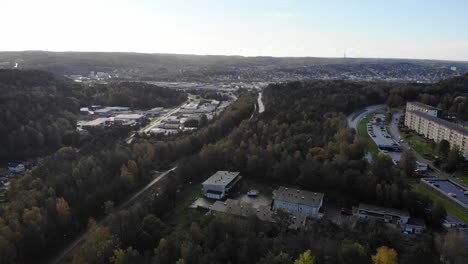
xmin=7 ymin=163 xmax=25 ymax=173
xmin=405 ymin=109 xmax=468 ymax=158
xmin=405 ymin=218 xmax=426 ymax=234
xmin=164 ymin=116 xmax=181 ymax=125
xmin=146 ymin=107 xmax=164 ymax=118
xmin=114 ymin=114 xmax=144 ymax=124
xmin=82 ymin=118 xmax=112 ymax=129
xmin=209 ymin=199 xmax=306 ymax=230
xmin=202 ymin=171 xmax=242 ymax=199
xmin=272 ymin=187 xmax=324 ymax=218
xmin=406 ymin=102 xmax=441 ymax=117
xmin=353 ymin=203 xmax=410 ymax=229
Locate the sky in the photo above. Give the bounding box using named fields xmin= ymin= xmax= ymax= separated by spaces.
xmin=2 ymin=0 xmax=468 ymax=61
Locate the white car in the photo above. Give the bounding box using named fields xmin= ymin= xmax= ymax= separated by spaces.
xmin=448 ymin=193 xmax=457 ymax=198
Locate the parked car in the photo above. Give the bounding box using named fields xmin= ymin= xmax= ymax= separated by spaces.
xmin=247 ymin=190 xmax=259 ymax=197
xmin=341 ymin=208 xmax=353 ymax=215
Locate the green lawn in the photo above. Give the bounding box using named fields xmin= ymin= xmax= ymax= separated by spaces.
xmin=415 ymin=185 xmax=468 ymax=223
xmin=357 ymin=114 xmax=378 ymax=155
xmin=400 ymin=131 xmax=436 ymax=156
xmin=461 ymin=176 xmax=468 ymax=185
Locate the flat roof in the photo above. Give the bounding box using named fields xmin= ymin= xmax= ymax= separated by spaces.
xmin=94 ymin=108 xmax=112 ymax=113
xmin=407 ymin=101 xmax=441 ymax=111
xmin=114 ymin=114 xmax=143 ymax=119
xmin=84 ymin=118 xmax=110 ymax=126
xmin=210 ymin=199 xmax=306 ymax=229
xmin=202 ymin=171 xmax=240 ymax=187
xmin=272 ymin=186 xmax=324 ymax=208
xmin=407 ymin=110 xmax=468 ymax=136
xmin=357 ymin=203 xmax=409 ymax=218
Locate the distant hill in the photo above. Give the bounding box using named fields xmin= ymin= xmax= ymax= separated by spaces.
xmin=0 ymin=51 xmax=466 ymax=82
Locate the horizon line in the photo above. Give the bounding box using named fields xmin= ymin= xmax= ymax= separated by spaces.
xmin=1 ymin=50 xmax=468 ymax=63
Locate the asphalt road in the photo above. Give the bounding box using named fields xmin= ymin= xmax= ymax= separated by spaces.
xmin=346 ymin=104 xmax=385 ymax=130
xmin=50 ymin=166 xmax=177 ymax=264
xmin=257 ymin=92 xmax=265 ymax=114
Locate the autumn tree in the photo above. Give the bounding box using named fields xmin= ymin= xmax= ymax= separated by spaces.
xmin=56 ymin=197 xmax=71 ymax=224
xmin=294 ymin=249 xmax=315 ymax=264
xmin=371 ymin=246 xmax=398 ymax=264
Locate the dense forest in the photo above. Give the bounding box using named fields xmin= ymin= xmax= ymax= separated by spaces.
xmin=70 ymin=75 xmax=468 ymax=264
xmin=0 ymin=70 xmax=186 ymax=162
xmin=0 ymin=86 xmax=254 ymax=263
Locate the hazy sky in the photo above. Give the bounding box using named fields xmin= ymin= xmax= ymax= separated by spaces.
xmin=2 ymin=0 xmax=468 ymax=60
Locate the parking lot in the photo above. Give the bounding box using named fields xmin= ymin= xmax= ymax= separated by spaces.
xmin=425 ymin=178 xmax=468 ymax=205
xmin=366 ymin=116 xmax=402 ymax=161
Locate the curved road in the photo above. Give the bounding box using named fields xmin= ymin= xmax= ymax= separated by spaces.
xmin=346 ymin=104 xmax=385 ymax=130
xmin=50 ymin=166 xmax=177 ymax=264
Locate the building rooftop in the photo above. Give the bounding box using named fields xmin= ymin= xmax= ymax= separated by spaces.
xmin=202 ymin=171 xmax=240 ymax=187
xmin=408 ymin=110 xmax=468 ymax=136
xmin=114 ymin=114 xmax=143 ymax=120
xmin=407 ymin=101 xmax=441 ymax=111
xmin=210 ymin=199 xmax=306 ymax=229
xmin=84 ymin=118 xmax=110 ymax=126
xmin=272 ymin=186 xmax=324 ymax=208
xmin=357 ymin=203 xmax=409 ymax=218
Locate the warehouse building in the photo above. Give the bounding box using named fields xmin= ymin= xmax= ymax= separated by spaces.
xmin=272 ymin=187 xmax=324 ymax=218
xmin=202 ymin=171 xmax=242 ymax=200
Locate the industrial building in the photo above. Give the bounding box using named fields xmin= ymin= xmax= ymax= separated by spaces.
xmin=114 ymin=114 xmax=145 ymax=124
xmin=202 ymin=171 xmax=242 ymax=199
xmin=353 ymin=203 xmax=410 ymax=229
xmin=272 ymin=187 xmax=324 ymax=218
xmin=404 ymin=103 xmax=468 ymax=159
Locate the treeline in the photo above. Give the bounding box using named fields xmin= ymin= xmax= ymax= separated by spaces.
xmin=85 ymin=82 xmax=187 ymax=109
xmin=188 ymin=89 xmax=231 ymax=101
xmin=0 ymin=70 xmax=186 ymax=162
xmin=0 ymin=94 xmax=254 ymax=263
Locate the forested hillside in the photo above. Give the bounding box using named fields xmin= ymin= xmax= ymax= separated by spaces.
xmin=67 ymin=77 xmax=468 ymax=264
xmin=0 ymin=70 xmax=186 ymax=162
xmin=0 ymin=91 xmax=254 ymax=263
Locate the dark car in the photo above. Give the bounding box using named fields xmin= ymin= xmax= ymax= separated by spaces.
xmin=341 ymin=208 xmax=353 ymax=215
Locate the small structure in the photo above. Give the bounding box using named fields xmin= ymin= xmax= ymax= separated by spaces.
xmin=416 ymin=161 xmax=428 ymax=172
xmin=272 ymin=187 xmax=324 ymax=218
xmin=405 ymin=218 xmax=426 ymax=234
xmin=202 ymin=171 xmax=241 ymax=200
xmin=353 ymin=203 xmax=410 ymax=229
xmin=7 ymin=163 xmax=25 ymax=173
xmin=80 ymin=107 xmax=90 ymax=115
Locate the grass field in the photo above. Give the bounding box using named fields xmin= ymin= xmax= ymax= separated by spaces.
xmin=400 ymin=131 xmax=436 ymax=156
xmin=461 ymin=176 xmax=468 ymax=185
xmin=357 ymin=114 xmax=379 ymax=155
xmin=415 ymin=185 xmax=468 ymax=223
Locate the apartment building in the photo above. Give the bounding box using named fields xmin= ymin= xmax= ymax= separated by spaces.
xmin=404 ymin=104 xmax=468 ymax=159
xmin=406 ymin=101 xmax=441 ymax=117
